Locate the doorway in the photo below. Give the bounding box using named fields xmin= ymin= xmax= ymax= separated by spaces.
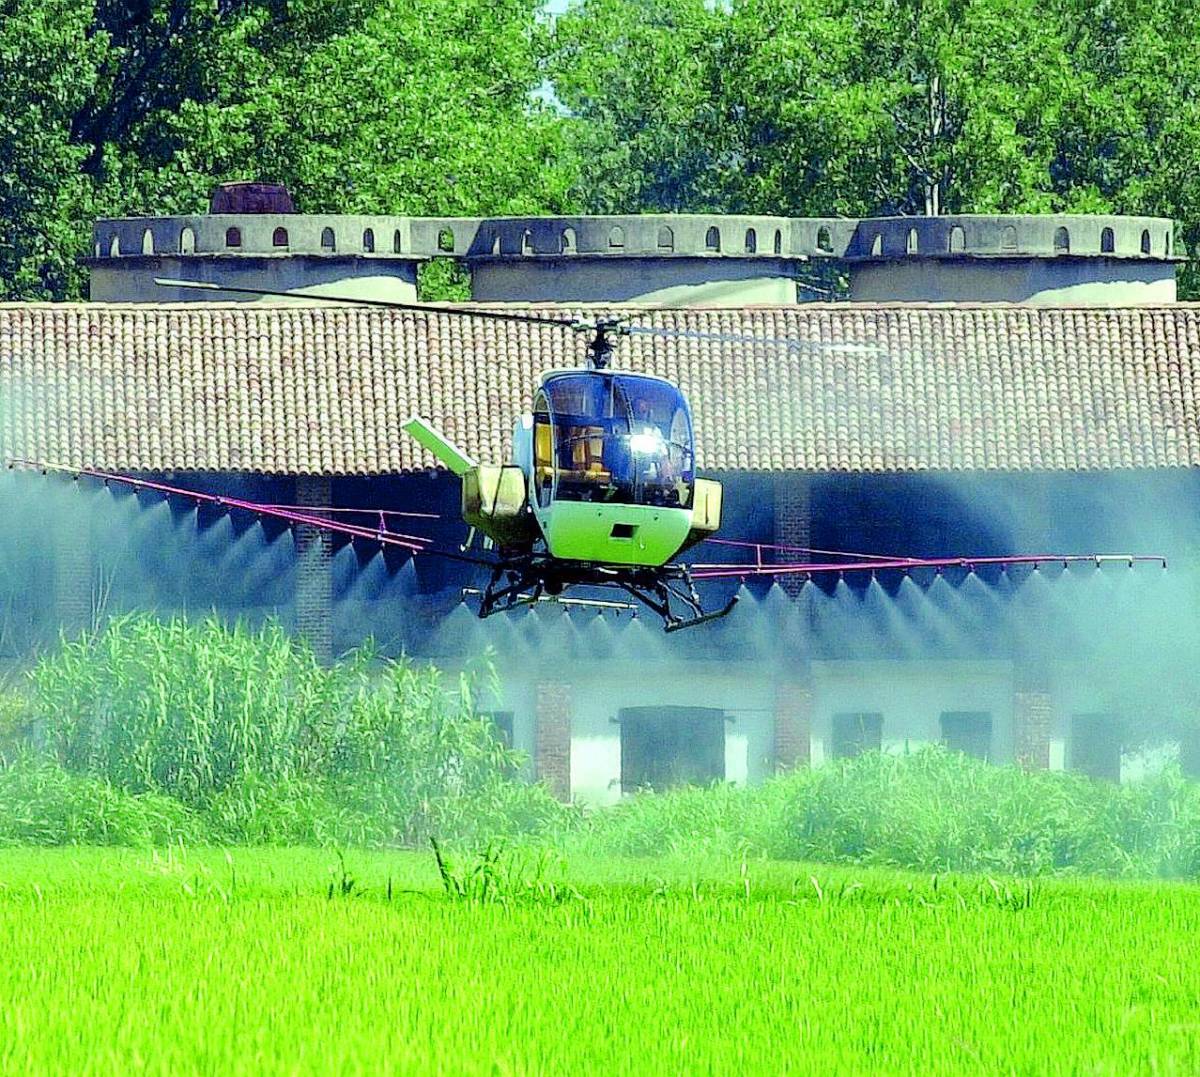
xmin=619 ymin=707 xmax=725 ymax=792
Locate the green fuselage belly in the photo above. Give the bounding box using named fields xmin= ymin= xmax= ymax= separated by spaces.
xmin=538 ymin=501 xmax=693 ymax=566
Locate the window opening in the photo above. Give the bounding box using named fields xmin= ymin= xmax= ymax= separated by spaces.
xmin=482 ymin=710 xmax=514 ymax=750
xmin=1071 ymin=713 xmax=1122 ymax=781
xmin=832 ymin=712 xmax=883 ymax=758
xmin=1100 ymin=227 xmax=1114 ymax=254
xmin=940 ymin=711 xmax=992 ymax=761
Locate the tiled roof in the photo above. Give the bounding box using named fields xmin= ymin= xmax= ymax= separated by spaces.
xmin=1 ymin=303 xmax=1199 ymax=474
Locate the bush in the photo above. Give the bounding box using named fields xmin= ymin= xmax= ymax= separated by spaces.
xmin=0 ymin=754 xmax=202 ymax=846
xmin=569 ymin=747 xmax=1200 ymax=879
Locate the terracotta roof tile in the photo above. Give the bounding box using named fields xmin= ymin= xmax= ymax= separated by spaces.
xmin=2 ymin=303 xmax=1200 ymax=474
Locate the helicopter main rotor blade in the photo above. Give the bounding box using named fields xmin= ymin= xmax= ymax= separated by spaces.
xmin=153 ymin=278 xmax=582 ymax=330
xmin=623 ymin=324 xmax=885 ymax=356
xmin=155 ymin=278 xmax=890 ymax=362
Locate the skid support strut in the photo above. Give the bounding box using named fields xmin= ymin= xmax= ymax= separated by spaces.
xmin=473 ymin=558 xmax=737 ymax=632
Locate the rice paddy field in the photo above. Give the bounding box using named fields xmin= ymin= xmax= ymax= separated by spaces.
xmin=2 ymin=847 xmax=1199 ymax=1076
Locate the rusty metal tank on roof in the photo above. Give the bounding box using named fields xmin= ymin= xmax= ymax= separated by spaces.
xmin=208 ymin=182 xmax=296 ymax=215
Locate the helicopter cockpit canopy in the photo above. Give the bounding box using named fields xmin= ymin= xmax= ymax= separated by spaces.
xmin=533 ymin=372 xmax=695 ymax=509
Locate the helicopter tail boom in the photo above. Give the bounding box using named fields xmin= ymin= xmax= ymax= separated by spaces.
xmin=401 ymin=416 xmax=476 ymax=476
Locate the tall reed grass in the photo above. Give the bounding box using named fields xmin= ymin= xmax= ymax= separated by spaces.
xmin=0 ymin=614 xmax=569 ymax=846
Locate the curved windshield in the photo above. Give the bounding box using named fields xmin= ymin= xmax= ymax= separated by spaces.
xmin=543 ymin=373 xmax=694 ymax=507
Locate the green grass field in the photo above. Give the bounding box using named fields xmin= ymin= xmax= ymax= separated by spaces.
xmin=1 ymin=848 xmax=1198 ymax=1076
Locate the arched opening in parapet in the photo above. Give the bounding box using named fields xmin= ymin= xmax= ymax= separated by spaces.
xmin=705 ymin=226 xmax=720 ymax=251
xmin=521 ymin=229 xmax=533 ymax=255
xmin=1140 ymin=229 xmax=1151 ymax=255
xmin=225 ymin=227 xmax=242 ymax=249
xmin=744 ymin=228 xmax=757 ymax=253
xmin=773 ymin=229 xmax=782 ymax=255
xmin=141 ymin=229 xmax=154 ymax=255
xmin=949 ymin=226 xmax=966 ymax=253
xmin=273 ymin=227 xmax=289 ymax=248
xmin=180 ymin=228 xmax=195 ymax=254
xmin=906 ymin=227 xmax=918 ymax=254
xmin=321 ymin=227 xmax=336 ymax=252
xmin=608 ymin=225 xmax=624 ymax=249
xmin=438 ymin=228 xmax=455 ymax=253
xmin=657 ymin=226 xmax=673 ymax=251
xmin=490 ymin=232 xmax=501 ymax=255
xmin=109 ymin=235 xmax=121 ymax=257
xmin=362 ymin=228 xmax=375 ymax=253
xmin=870 ymin=233 xmax=883 ymax=256
xmin=392 ymin=229 xmax=402 ymax=254
xmin=816 ymin=226 xmax=832 ymax=253
xmin=562 ymin=227 xmax=576 ymax=253
xmin=1054 ymin=227 xmax=1070 ymax=253
xmin=1001 ymin=225 xmax=1018 ymax=251
xmin=1101 ymin=227 xmax=1115 ymax=254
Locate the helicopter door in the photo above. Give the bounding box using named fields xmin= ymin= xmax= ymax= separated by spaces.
xmin=532 ymin=391 xmax=554 ymax=509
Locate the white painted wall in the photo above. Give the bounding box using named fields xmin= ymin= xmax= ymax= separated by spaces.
xmin=809 ymin=660 xmax=1015 ymax=765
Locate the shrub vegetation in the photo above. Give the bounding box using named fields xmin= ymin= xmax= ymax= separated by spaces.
xmin=7 ymin=613 xmax=1200 ymax=881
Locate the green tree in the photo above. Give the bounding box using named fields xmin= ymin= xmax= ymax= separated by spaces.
xmin=0 ymin=0 xmax=575 ymax=300
xmin=549 ymin=0 xmax=1200 ymax=291
xmin=0 ymin=0 xmax=101 ymax=298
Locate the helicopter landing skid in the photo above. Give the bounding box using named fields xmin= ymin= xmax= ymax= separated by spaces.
xmin=475 ymin=558 xmax=737 ymax=633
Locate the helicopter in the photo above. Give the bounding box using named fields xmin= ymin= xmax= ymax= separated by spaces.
xmin=401 ymin=315 xmax=736 ymax=631
xmin=10 ymin=277 xmax=1169 ymax=633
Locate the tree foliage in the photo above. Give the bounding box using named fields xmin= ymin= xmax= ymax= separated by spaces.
xmin=2 ymin=0 xmax=1199 ymax=298
xmin=548 ymin=0 xmax=1200 ymax=291
xmin=0 ymin=0 xmax=573 ymax=299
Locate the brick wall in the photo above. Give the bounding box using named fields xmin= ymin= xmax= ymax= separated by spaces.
xmin=294 ymin=476 xmax=333 ymax=663
xmin=774 ymin=677 xmax=813 ymax=769
xmin=535 ymin=681 xmax=572 ymax=800
xmin=1013 ymin=688 xmax=1053 ymax=769
xmin=773 ymin=474 xmax=812 ymax=597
